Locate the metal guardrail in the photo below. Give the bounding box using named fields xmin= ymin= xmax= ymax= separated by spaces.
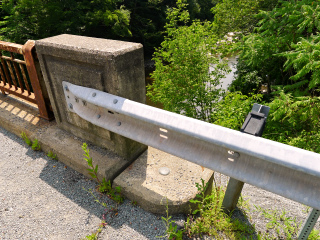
xmin=0 ymin=40 xmax=52 ymax=120
xmin=63 ymin=81 xmax=320 ymax=212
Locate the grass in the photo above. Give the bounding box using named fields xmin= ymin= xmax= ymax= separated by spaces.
xmin=185 ymin=183 xmax=255 ymax=239
xmin=162 ymin=177 xmax=320 ymax=240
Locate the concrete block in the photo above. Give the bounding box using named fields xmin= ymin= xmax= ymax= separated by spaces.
xmin=35 ymin=34 xmax=147 ymax=160
xmin=114 ymin=147 xmax=214 ymax=214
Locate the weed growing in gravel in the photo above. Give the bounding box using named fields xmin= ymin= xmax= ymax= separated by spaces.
xmin=257 ymin=206 xmax=298 ymax=238
xmin=82 ymin=216 xmax=106 ymax=240
xmin=21 ymin=132 xmax=32 ymax=146
xmin=82 ymin=142 xmax=124 ymax=203
xmin=159 ymin=198 xmax=184 ymax=240
xmin=21 ymin=132 xmax=41 ymax=151
xmin=82 ymin=187 xmax=120 ymax=240
xmin=82 ymin=143 xmax=125 ymax=239
xmin=31 ymin=139 xmax=41 ymax=151
xmin=255 ymin=206 xmax=320 ymax=239
xmin=185 ymin=179 xmax=255 ymax=239
xmin=165 ymin=178 xmax=320 ymax=240
xmin=47 ymin=150 xmax=57 ymax=160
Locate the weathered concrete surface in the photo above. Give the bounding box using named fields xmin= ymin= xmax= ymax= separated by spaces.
xmin=35 ymin=34 xmax=147 ymax=160
xmin=114 ymin=147 xmax=214 ymax=214
xmin=0 ymin=93 xmax=214 ymax=214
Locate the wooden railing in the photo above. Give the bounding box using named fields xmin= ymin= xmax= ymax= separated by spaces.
xmin=0 ymin=40 xmax=53 ymax=120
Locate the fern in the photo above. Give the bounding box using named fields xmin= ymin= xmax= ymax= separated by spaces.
xmin=264 ymin=92 xmax=320 ymax=153
xmin=280 ymin=35 xmax=320 ymax=90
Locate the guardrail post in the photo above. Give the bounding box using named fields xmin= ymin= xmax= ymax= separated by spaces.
xmin=35 ymin=34 xmax=147 ymax=160
xmin=222 ymin=103 xmax=270 ymax=212
xmin=298 ymin=208 xmax=320 ymax=240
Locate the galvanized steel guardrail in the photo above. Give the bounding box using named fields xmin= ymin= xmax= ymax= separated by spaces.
xmin=63 ymin=81 xmax=320 ymax=238
xmin=63 ymin=81 xmax=320 ymax=208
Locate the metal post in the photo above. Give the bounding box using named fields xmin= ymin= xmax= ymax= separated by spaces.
xmin=222 ymin=178 xmax=244 ymax=213
xmin=222 ymin=103 xmax=270 ymax=212
xmin=22 ymin=40 xmax=54 ymax=120
xmin=298 ymin=208 xmax=320 ymax=240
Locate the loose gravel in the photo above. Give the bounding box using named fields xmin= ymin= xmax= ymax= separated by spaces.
xmin=0 ymin=126 xmax=319 ymax=239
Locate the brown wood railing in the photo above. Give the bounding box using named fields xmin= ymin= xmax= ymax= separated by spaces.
xmin=0 ymin=40 xmax=53 ymax=120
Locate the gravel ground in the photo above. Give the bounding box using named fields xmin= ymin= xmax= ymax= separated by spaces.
xmin=0 ymin=126 xmax=319 ymax=240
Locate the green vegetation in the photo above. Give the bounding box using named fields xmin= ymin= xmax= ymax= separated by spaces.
xmin=185 ymin=179 xmax=255 ymax=239
xmin=216 ymin=0 xmax=320 ymax=153
xmin=20 ymin=131 xmax=32 ymax=146
xmin=81 ymin=143 xmax=124 ymax=240
xmin=159 ymin=198 xmax=184 ymax=239
xmin=0 ymin=0 xmax=216 ymax=56
xmin=146 ymin=0 xmax=320 ymax=153
xmin=0 ymin=0 xmax=131 ymax=43
xmin=10 ymin=0 xmax=320 ymax=238
xmin=212 ymin=0 xmax=277 ymax=37
xmin=162 ymin=179 xmax=320 ymax=239
xmin=47 ymin=151 xmax=58 ymax=160
xmin=31 ymin=139 xmax=41 ymax=151
xmin=82 ymin=189 xmax=112 ymax=240
xmin=148 ymin=0 xmax=230 ymax=122
xmin=233 ymin=0 xmax=320 ymax=94
xmin=82 ymin=143 xmax=124 ymax=203
xmin=20 ymin=132 xmax=41 ymax=151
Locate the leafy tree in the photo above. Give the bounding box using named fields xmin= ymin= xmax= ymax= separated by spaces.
xmin=263 ymin=92 xmax=320 ymax=153
xmin=147 ymin=0 xmax=230 ymax=122
xmin=233 ymin=0 xmax=320 ymax=95
xmin=123 ymin=0 xmax=216 ymax=57
xmin=280 ymin=35 xmax=320 ymax=93
xmin=211 ymin=0 xmax=279 ymax=37
xmin=212 ymin=91 xmax=263 ymax=130
xmin=0 ymin=0 xmax=216 ymax=56
xmin=212 ymin=91 xmax=320 ymax=153
xmin=0 ymin=0 xmax=131 ymax=43
xmin=228 ymin=59 xmax=263 ymax=95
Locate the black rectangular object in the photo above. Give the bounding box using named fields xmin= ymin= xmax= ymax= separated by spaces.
xmin=240 ymin=111 xmax=266 ymax=137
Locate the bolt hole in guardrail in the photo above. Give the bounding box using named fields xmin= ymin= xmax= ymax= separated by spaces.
xmin=159 ymin=128 xmax=168 ymax=139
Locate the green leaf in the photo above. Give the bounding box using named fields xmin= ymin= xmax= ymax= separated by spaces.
xmin=89 ymin=173 xmax=96 ymax=178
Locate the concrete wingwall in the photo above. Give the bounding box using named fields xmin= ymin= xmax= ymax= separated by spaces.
xmin=35 ymin=34 xmax=147 ymax=161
